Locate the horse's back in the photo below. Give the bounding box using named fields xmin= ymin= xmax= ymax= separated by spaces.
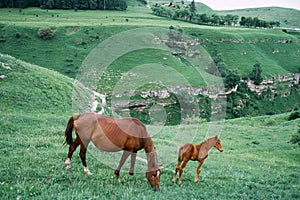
xmin=96 ymin=114 xmax=149 ymax=151
xmin=98 ymin=116 xmax=148 ymax=138
xmin=178 ymin=143 xmax=197 ymax=161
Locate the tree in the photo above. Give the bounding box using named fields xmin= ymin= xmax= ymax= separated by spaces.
xmin=250 ymin=61 xmax=263 ymax=85
xmin=189 ymin=0 xmax=196 ymax=14
xmin=211 ymin=14 xmax=221 ymax=25
xmin=224 ymin=70 xmax=240 ymax=90
xmin=232 ymin=15 xmax=239 ymax=26
xmin=37 ymin=27 xmax=54 ymax=40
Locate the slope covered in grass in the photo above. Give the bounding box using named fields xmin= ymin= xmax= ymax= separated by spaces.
xmin=0 ymin=53 xmax=75 ymax=115
xmin=185 ymin=27 xmax=300 ymax=77
xmin=0 ymin=7 xmax=299 ymax=81
xmin=0 ymin=110 xmax=299 ymax=199
xmin=218 ymin=7 xmax=300 ymax=28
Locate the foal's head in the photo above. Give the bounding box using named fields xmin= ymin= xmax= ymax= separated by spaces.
xmin=146 ymin=169 xmax=161 ymax=190
xmin=213 ymin=135 xmax=223 ymax=152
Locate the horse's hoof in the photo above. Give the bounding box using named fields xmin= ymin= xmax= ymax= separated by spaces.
xmin=114 ymin=170 xmax=120 ymax=179
xmin=84 ymin=167 xmax=92 ymax=175
xmin=64 ymin=158 xmax=71 ymax=168
xmin=86 ymin=171 xmax=92 ymax=175
xmin=129 ymin=172 xmax=134 ymax=176
xmin=65 ymin=165 xmax=71 ymax=169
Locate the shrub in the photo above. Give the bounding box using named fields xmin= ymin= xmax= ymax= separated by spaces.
xmin=37 ymin=27 xmax=54 ymax=40
xmin=289 ymin=126 xmax=300 ymax=147
xmin=288 ymin=111 xmax=300 ymax=121
xmin=15 ymin=33 xmax=21 ymax=38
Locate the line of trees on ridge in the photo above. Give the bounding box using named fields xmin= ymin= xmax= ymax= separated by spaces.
xmin=151 ymin=1 xmax=280 ymax=28
xmin=0 ymin=0 xmax=127 ymax=10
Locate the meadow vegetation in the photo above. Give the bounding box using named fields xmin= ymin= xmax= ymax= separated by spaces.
xmin=0 ymin=1 xmax=300 ymax=199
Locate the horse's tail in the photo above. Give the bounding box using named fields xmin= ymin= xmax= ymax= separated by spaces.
xmin=64 ymin=114 xmax=80 ymax=145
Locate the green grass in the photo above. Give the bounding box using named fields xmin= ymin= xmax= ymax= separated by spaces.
xmin=0 ymin=6 xmax=299 ymax=199
xmin=0 ymin=54 xmax=298 ymax=199
xmin=0 ymin=112 xmax=299 ymax=199
xmin=218 ymin=7 xmax=300 ymax=28
xmin=0 ymin=7 xmax=299 ymax=81
xmin=0 ymin=53 xmax=74 ymax=115
xmin=185 ymin=27 xmax=299 ymax=77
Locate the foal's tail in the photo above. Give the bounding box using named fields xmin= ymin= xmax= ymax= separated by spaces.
xmin=177 ymin=146 xmax=184 ymax=162
xmin=64 ymin=114 xmax=80 ymax=145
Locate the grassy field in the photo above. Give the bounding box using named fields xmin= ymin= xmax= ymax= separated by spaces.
xmin=0 ymin=7 xmax=299 ymax=80
xmin=0 ymin=53 xmax=299 ymax=199
xmin=0 ymin=3 xmax=300 ymax=199
xmin=0 ymin=55 xmax=299 ymax=199
xmin=0 ymin=112 xmax=299 ymax=199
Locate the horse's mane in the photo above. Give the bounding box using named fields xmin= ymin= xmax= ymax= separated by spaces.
xmin=144 ymin=137 xmax=159 ymax=171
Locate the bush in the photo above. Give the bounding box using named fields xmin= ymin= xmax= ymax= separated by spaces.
xmin=289 ymin=127 xmax=300 ymax=147
xmin=15 ymin=33 xmax=21 ymax=38
xmin=37 ymin=27 xmax=54 ymax=40
xmin=288 ymin=111 xmax=300 ymax=121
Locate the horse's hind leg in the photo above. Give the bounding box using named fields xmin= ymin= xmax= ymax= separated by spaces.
xmin=114 ymin=151 xmax=131 ymax=179
xmin=79 ymin=143 xmax=92 ymax=175
xmin=129 ymin=152 xmax=137 ymax=176
xmin=65 ymin=137 xmax=81 ymax=169
xmin=178 ymin=160 xmax=189 ymax=185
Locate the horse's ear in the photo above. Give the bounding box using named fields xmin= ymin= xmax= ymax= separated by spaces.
xmin=215 ymin=135 xmax=218 ymax=139
xmin=156 ymin=170 xmax=160 ymax=177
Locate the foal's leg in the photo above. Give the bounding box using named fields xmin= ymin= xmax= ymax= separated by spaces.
xmin=129 ymin=152 xmax=137 ymax=176
xmin=79 ymin=144 xmax=92 ymax=175
xmin=172 ymin=160 xmax=182 ymax=183
xmin=194 ymin=159 xmax=204 ymax=183
xmin=65 ymin=137 xmax=81 ymax=169
xmin=114 ymin=151 xmax=131 ymax=179
xmin=178 ymin=159 xmax=189 ymax=185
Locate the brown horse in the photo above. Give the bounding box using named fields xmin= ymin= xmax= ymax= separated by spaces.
xmin=172 ymin=135 xmax=223 ymax=185
xmin=64 ymin=113 xmax=162 ymax=190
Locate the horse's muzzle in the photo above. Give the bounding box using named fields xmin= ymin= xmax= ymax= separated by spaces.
xmin=153 ymin=185 xmax=160 ymax=191
xmin=219 ymin=149 xmax=224 ymax=152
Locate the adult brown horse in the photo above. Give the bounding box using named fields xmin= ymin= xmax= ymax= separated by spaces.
xmin=64 ymin=113 xmax=162 ymax=190
xmin=172 ymin=135 xmax=223 ymax=185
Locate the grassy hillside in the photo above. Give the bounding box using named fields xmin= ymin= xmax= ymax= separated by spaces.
xmin=184 ymin=27 xmax=300 ymax=76
xmin=0 ymin=7 xmax=299 ymax=81
xmin=0 ymin=111 xmax=299 ymax=199
xmin=218 ymin=7 xmax=300 ymax=28
xmin=0 ymin=53 xmax=74 ymax=115
xmin=0 ymin=5 xmax=299 ymax=198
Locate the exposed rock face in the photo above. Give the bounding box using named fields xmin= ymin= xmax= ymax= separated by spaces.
xmin=92 ymin=73 xmax=299 ymax=113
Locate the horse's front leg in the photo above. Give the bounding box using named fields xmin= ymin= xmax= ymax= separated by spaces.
xmin=194 ymin=159 xmax=204 ymax=183
xmin=114 ymin=151 xmax=131 ymax=179
xmin=65 ymin=137 xmax=81 ymax=169
xmin=129 ymin=152 xmax=137 ymax=176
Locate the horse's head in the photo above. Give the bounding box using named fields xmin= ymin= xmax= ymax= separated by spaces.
xmin=213 ymin=136 xmax=223 ymax=152
xmin=146 ymin=169 xmax=160 ymax=190
xmin=146 ymin=163 xmax=163 ymax=190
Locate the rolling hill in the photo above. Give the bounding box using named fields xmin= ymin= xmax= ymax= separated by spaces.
xmin=0 ymin=53 xmax=74 ymax=115
xmin=0 ymin=3 xmax=299 ymax=199
xmin=217 ymin=7 xmax=300 ymax=28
